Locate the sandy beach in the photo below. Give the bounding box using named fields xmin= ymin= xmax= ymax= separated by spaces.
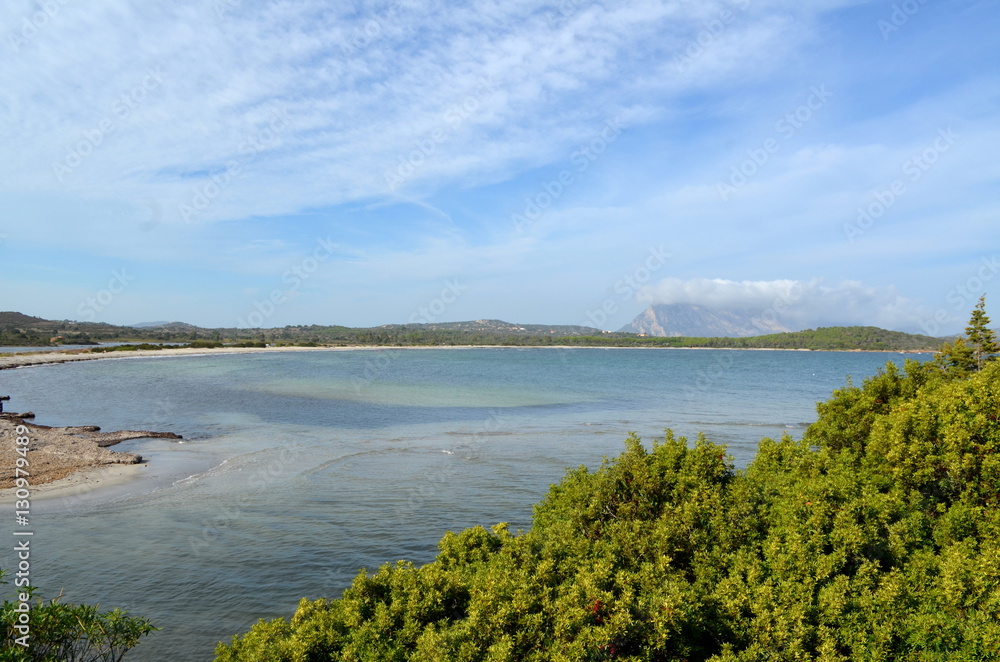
xmin=0 ymin=344 xmax=345 ymax=371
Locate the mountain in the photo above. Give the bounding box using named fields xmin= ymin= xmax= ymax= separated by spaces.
xmin=620 ymin=303 xmax=790 ymax=337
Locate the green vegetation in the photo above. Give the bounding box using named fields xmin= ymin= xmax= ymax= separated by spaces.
xmin=541 ymin=326 xmax=940 ymax=351
xmin=214 ymin=305 xmax=1000 ymax=661
xmin=0 ymin=310 xmax=949 ymax=352
xmin=933 ymin=295 xmax=999 ymax=374
xmin=88 ymin=343 xmax=170 ymax=353
xmin=2 ymin=302 xmax=995 ymax=659
xmin=1 ymin=571 xmax=155 ymax=661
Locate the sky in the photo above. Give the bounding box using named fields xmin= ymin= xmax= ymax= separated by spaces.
xmin=1 ymin=0 xmax=998 ymax=334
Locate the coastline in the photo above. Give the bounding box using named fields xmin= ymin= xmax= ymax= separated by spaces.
xmin=0 ymin=462 xmax=147 ymax=504
xmin=0 ymin=343 xmax=928 ymax=500
xmin=0 ymin=413 xmax=182 ymax=494
xmin=0 ymin=343 xmax=930 ymax=372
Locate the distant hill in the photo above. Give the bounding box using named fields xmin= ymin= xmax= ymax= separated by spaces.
xmin=0 ymin=311 xmax=967 ymax=352
xmin=621 ymin=303 xmax=790 ymax=337
xmin=685 ymin=326 xmax=942 ymax=351
xmin=556 ymin=326 xmax=943 ymax=351
xmin=378 ymin=319 xmax=606 ymax=337
xmin=0 ymin=311 xmax=50 ymax=326
xmin=132 ymin=321 xmax=201 ymax=330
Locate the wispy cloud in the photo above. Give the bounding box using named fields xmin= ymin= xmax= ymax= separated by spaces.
xmin=1 ymin=0 xmax=997 ymax=331
xmin=1 ymin=0 xmax=862 ymax=224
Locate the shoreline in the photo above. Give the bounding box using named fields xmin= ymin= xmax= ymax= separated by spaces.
xmin=0 ymin=344 xmax=930 ymax=500
xmin=0 ymin=413 xmax=182 ymax=494
xmin=0 ymin=343 xmax=932 ymax=371
xmin=0 ymin=462 xmax=147 ymax=504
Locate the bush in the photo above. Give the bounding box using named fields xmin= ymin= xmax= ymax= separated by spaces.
xmin=215 ymin=360 xmax=1000 ymax=661
xmin=1 ymin=575 xmax=155 ymax=661
xmin=184 ymin=341 xmax=225 ymax=349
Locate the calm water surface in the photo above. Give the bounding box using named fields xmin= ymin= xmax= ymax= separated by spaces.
xmin=0 ymin=348 xmax=928 ymax=660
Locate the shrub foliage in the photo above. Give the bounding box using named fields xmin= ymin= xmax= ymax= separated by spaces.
xmin=215 ymin=354 xmax=1000 ymax=661
xmin=1 ymin=583 xmax=155 ymax=662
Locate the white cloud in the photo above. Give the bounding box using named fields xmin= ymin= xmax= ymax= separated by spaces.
xmin=0 ymin=0 xmax=864 ymax=229
xmin=637 ymin=277 xmax=931 ymax=332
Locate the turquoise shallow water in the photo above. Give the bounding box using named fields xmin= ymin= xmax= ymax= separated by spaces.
xmin=0 ymin=348 xmax=928 ymax=660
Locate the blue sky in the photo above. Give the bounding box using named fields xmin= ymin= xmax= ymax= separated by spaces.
xmin=1 ymin=0 xmax=997 ymax=334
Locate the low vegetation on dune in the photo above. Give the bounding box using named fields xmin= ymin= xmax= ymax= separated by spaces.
xmin=214 ymin=300 xmax=1000 ymax=661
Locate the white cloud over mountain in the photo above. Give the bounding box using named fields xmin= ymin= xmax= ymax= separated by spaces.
xmin=637 ymin=277 xmax=932 ymax=333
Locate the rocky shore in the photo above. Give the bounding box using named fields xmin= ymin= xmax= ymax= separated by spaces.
xmin=0 ymin=406 xmax=182 ymax=489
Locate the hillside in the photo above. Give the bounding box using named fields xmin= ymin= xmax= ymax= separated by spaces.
xmin=735 ymin=326 xmax=941 ymax=350
xmin=378 ymin=319 xmax=606 ymax=337
xmin=0 ymin=312 xmax=946 ymax=352
xmin=0 ymin=312 xmax=136 ymax=346
xmin=550 ymin=326 xmax=941 ymax=351
xmin=0 ymin=311 xmax=49 ymax=326
xmin=683 ymin=326 xmax=942 ymax=351
xmin=621 ymin=303 xmax=789 ymax=337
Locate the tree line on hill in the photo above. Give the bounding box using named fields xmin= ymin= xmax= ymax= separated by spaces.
xmin=0 ymin=312 xmax=951 ymax=352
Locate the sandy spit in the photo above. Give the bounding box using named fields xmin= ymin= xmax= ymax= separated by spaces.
xmin=0 ymin=414 xmax=181 ymax=491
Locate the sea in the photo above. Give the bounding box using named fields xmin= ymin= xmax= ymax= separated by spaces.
xmin=0 ymin=347 xmax=929 ymax=660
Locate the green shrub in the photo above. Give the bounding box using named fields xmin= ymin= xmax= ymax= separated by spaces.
xmin=1 ymin=576 xmax=155 ymax=661
xmin=215 ymin=360 xmax=1000 ymax=661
